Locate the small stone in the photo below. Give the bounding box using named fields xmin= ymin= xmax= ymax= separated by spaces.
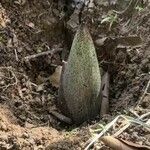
xmin=22 ymin=132 xmax=29 ymax=139
xmin=95 ymin=37 xmax=107 ymax=46
xmin=36 ymin=84 xmax=44 ymax=92
xmin=25 ymin=122 xmax=35 ymax=128
xmin=0 ymin=80 xmax=5 ymax=85
xmin=0 ymin=122 xmax=8 ymax=131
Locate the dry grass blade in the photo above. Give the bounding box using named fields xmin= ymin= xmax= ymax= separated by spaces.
xmin=84 ymin=114 xmax=150 ymax=150
xmin=84 ymin=115 xmax=122 ymax=150
xmin=137 ymin=80 xmax=150 ymax=106
xmin=139 ymin=112 xmax=150 ymax=120
xmin=113 ymin=122 xmax=130 ymax=137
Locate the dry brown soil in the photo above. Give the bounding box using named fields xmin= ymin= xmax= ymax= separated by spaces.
xmin=0 ymin=0 xmax=149 ymax=149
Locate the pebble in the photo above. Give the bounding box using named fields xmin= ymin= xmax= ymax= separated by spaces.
xmin=0 ymin=122 xmax=8 ymax=131
xmin=22 ymin=132 xmax=30 ymax=139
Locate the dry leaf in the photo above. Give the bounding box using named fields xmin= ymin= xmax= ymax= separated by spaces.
xmin=49 ymin=65 xmax=62 ymax=88
xmin=101 ymin=136 xmax=150 ymax=150
xmin=119 ymin=139 xmax=150 ymax=150
xmin=100 ymin=72 xmax=110 ymax=116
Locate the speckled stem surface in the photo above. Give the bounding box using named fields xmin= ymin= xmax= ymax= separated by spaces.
xmin=58 ymin=25 xmax=101 ymax=124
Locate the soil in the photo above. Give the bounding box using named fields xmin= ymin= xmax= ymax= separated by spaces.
xmin=0 ymin=0 xmax=150 ymax=149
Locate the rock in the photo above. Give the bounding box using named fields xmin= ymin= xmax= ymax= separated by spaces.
xmin=22 ymin=132 xmax=30 ymax=139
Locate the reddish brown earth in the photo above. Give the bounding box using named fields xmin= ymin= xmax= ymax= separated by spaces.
xmin=0 ymin=1 xmax=149 ymax=149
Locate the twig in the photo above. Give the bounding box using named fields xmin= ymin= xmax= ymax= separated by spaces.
xmin=14 ymin=48 xmax=19 ymax=61
xmin=24 ymin=48 xmax=62 ymax=61
xmin=49 ymin=110 xmax=72 ymax=124
xmin=137 ymin=80 xmax=150 ymax=106
xmin=24 ymin=51 xmax=52 ymax=60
